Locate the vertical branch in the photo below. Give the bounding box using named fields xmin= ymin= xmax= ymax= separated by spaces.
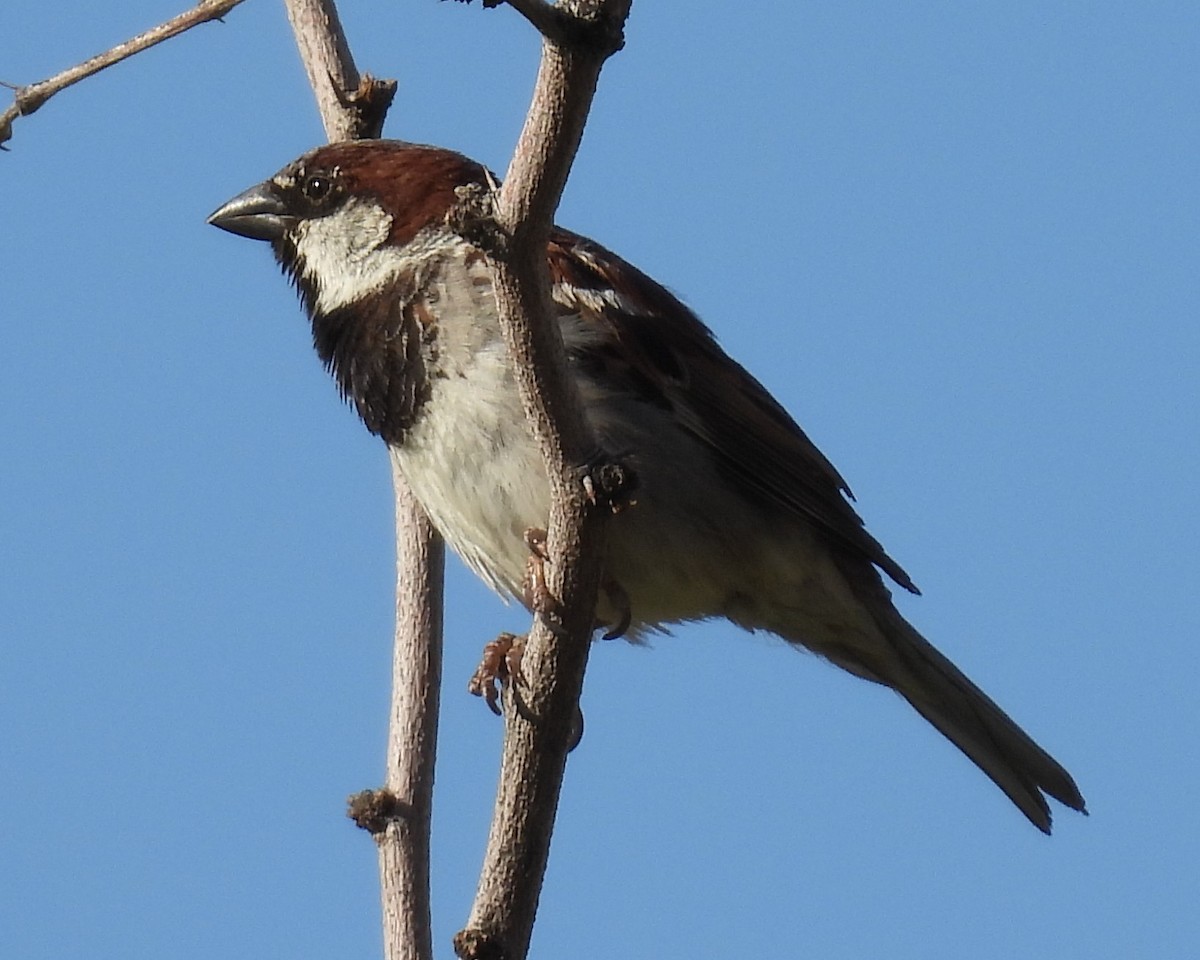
xmin=280 ymin=5 xmax=436 ymax=960
xmin=454 ymin=3 xmax=632 ymax=959
xmin=376 ymin=457 xmax=444 ymax=960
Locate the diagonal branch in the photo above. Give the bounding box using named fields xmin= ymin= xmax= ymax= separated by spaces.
xmin=282 ymin=0 xmax=396 ymax=141
xmin=453 ymin=3 xmax=633 ymax=959
xmin=0 ymin=0 xmax=247 ymax=148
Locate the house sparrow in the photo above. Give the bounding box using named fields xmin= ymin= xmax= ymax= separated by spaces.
xmin=208 ymin=139 xmax=1086 ymax=833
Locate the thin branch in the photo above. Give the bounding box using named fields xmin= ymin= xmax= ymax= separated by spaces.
xmin=282 ymin=0 xmax=396 ymax=141
xmin=346 ymin=467 xmax=443 ymax=960
xmin=280 ymin=6 xmax=435 ymax=960
xmin=0 ymin=0 xmax=247 ymax=148
xmin=453 ymin=3 xmax=632 ymax=959
xmin=373 ymin=460 xmax=444 ymax=960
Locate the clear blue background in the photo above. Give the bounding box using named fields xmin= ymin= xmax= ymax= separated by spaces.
xmin=3 ymin=2 xmax=1197 ymax=957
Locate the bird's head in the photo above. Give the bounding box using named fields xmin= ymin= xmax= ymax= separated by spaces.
xmin=209 ymin=140 xmax=492 ymax=441
xmin=208 ymin=140 xmax=490 ymax=317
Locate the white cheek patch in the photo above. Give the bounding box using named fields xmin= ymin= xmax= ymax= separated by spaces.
xmin=293 ymin=199 xmax=408 ymax=313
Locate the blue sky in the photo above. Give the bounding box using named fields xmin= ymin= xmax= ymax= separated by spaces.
xmin=3 ymin=2 xmax=1197 ymax=957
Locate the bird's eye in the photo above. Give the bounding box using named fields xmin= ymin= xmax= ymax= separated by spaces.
xmin=302 ymin=173 xmax=334 ymax=203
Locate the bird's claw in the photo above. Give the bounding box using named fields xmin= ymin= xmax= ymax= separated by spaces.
xmin=467 ymin=632 xmax=525 ymax=715
xmin=601 ymin=577 xmax=632 ymax=640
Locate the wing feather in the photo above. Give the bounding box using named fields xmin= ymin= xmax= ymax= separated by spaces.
xmin=547 ymin=228 xmax=919 ymax=594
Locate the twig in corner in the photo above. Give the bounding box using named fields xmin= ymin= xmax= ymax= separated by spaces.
xmin=0 ymin=0 xmax=247 ymax=149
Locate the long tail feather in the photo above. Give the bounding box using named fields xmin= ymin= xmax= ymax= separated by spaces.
xmin=821 ymin=559 xmax=1087 ymax=833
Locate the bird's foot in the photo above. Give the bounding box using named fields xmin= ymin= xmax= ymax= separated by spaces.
xmin=467 ymin=631 xmax=525 ymax=716
xmin=522 ymin=527 xmax=562 ymax=624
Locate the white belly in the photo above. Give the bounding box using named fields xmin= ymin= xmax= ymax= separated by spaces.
xmin=391 ymin=346 xmax=549 ymax=600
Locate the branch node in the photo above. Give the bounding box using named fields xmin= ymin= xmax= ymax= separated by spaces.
xmin=15 ymin=83 xmax=51 ymax=117
xmin=332 ymin=72 xmax=398 ymax=140
xmin=453 ymin=926 xmax=508 ymax=960
xmin=449 ymin=0 xmax=624 ymax=50
xmin=580 ymin=455 xmax=638 ymax=514
xmin=446 ymin=179 xmax=509 ymax=256
xmin=346 ymin=788 xmax=412 ymax=836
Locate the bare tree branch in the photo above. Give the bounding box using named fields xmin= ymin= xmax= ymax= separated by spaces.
xmin=346 ymin=466 xmax=443 ymax=960
xmin=0 ymin=0 xmax=247 ymax=148
xmin=453 ymin=3 xmax=633 ymax=959
xmin=376 ymin=476 xmax=443 ymax=960
xmin=280 ymin=6 xmax=435 ymax=960
xmin=348 ymin=461 xmax=444 ymax=960
xmin=282 ymin=0 xmax=396 ymax=141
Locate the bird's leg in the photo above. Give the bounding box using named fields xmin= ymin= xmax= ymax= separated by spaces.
xmin=467 ymin=633 xmax=587 ymax=750
xmin=467 ymin=631 xmax=526 ymax=716
xmin=469 ymin=527 xmax=579 ymax=715
xmin=522 ymin=527 xmax=560 ymax=622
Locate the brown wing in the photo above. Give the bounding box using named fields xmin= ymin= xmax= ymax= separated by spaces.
xmin=547 ymin=228 xmax=919 ymax=594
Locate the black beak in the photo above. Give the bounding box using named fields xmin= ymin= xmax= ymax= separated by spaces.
xmin=207 ymin=181 xmax=293 ymax=241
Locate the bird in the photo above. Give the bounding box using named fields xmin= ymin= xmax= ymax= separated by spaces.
xmin=208 ymin=138 xmax=1086 ymax=833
